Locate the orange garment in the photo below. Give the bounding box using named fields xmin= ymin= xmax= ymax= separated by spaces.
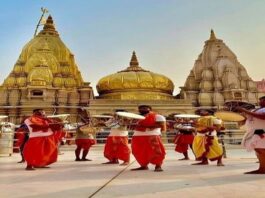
xmin=75 ymin=139 xmax=96 ymax=150
xmin=104 ymin=136 xmax=130 ymax=162
xmin=23 ymin=115 xmax=58 ymax=167
xmin=23 ymin=135 xmax=58 ymax=167
xmin=174 ymin=134 xmax=194 ymax=153
xmin=135 ymin=112 xmax=157 ymax=132
xmin=131 ymin=136 xmax=165 ymax=166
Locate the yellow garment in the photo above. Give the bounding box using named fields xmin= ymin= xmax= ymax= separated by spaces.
xmin=196 ymin=116 xmax=223 ymax=131
xmin=192 ymin=135 xmax=223 ymax=161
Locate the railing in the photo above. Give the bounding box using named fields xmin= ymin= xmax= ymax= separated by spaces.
xmin=60 ymin=129 xmax=246 ymax=145
xmin=4 ymin=129 xmax=246 ymax=157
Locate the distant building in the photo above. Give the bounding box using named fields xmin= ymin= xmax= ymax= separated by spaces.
xmin=180 ymin=30 xmax=259 ymax=108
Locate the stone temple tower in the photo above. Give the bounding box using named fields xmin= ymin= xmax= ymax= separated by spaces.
xmin=180 ymin=30 xmax=258 ymax=107
xmin=0 ymin=15 xmax=94 ymax=123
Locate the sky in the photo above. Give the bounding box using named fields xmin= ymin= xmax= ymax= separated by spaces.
xmin=1 ymin=0 xmax=265 ymax=95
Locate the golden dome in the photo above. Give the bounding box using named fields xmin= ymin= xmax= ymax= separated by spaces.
xmin=97 ymin=51 xmax=174 ymax=100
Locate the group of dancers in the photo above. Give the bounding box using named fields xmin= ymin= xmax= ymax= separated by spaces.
xmin=14 ymin=96 xmax=265 ymax=174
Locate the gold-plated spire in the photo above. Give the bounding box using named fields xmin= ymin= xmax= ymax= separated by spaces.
xmin=120 ymin=51 xmax=147 ymax=72
xmin=210 ymin=29 xmax=217 ymax=40
xmin=130 ymin=51 xmax=139 ymax=67
xmin=39 ymin=15 xmax=59 ymax=36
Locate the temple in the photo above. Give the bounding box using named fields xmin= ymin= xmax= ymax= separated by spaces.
xmin=0 ymin=15 xmax=93 ymax=123
xmin=88 ymin=51 xmax=193 ymax=115
xmin=1 ymin=14 xmax=264 ymax=123
xmin=180 ymin=30 xmax=259 ymax=108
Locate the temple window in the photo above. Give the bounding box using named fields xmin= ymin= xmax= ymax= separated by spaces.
xmin=31 ymin=90 xmax=43 ymax=96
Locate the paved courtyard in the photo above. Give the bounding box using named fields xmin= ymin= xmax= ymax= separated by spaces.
xmin=1 ymin=145 xmax=265 ymax=198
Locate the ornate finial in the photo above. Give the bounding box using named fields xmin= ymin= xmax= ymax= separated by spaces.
xmin=118 ymin=51 xmax=148 ymax=73
xmin=130 ymin=51 xmax=139 ymax=67
xmin=41 ymin=15 xmax=58 ymax=35
xmin=210 ymin=29 xmax=217 ymax=40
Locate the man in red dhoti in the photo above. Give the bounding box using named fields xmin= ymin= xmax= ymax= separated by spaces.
xmin=174 ymin=118 xmax=195 ymax=160
xmin=103 ymin=110 xmax=131 ymax=165
xmin=131 ymin=105 xmax=166 ymax=172
xmin=23 ymin=109 xmax=62 ymax=170
xmin=75 ymin=124 xmax=96 ymax=161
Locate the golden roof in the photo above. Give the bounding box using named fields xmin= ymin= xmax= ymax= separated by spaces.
xmin=96 ymin=51 xmax=174 ymax=100
xmin=2 ymin=15 xmax=85 ymax=89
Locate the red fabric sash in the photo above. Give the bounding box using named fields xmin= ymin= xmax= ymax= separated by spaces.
xmin=135 ymin=112 xmax=157 ymax=132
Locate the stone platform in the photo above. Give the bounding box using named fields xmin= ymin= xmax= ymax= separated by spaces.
xmin=1 ymin=145 xmax=265 ymax=198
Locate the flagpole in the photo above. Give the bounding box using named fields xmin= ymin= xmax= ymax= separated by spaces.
xmin=34 ymin=7 xmax=48 ymax=37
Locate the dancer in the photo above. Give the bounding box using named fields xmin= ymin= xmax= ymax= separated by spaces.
xmin=238 ymin=96 xmax=265 ymax=174
xmin=75 ymin=122 xmax=96 ymax=161
xmin=192 ymin=109 xmax=224 ymax=166
xmin=174 ymin=116 xmax=196 ymax=160
xmin=103 ymin=110 xmax=131 ymax=165
xmin=23 ymin=109 xmax=62 ymax=170
xmin=131 ymin=105 xmax=166 ymax=172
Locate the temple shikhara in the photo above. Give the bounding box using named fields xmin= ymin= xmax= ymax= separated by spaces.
xmin=0 ymin=13 xmax=263 ymax=124
xmin=180 ymin=30 xmax=259 ymax=108
xmin=0 ymin=15 xmax=93 ymax=123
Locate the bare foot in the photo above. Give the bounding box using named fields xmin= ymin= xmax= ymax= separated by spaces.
xmin=154 ymin=165 xmax=163 ymax=172
xmin=192 ymin=161 xmax=209 ymax=165
xmin=244 ymin=170 xmax=265 ymax=174
xmin=81 ymin=158 xmax=92 ymax=161
xmin=217 ymin=163 xmax=225 ymax=166
xmin=120 ymin=162 xmax=129 ymax=166
xmin=25 ymin=166 xmax=35 ymax=171
xmin=34 ymin=166 xmax=50 ymax=168
xmin=131 ymin=166 xmax=148 ymax=171
xmin=178 ymin=158 xmax=190 ymax=161
xmin=102 ymin=161 xmax=119 ymax=164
